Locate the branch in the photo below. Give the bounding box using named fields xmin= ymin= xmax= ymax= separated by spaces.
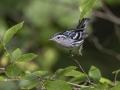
xmin=100 ymin=0 xmax=120 ymax=25
xmin=113 ymin=71 xmax=118 ymax=86
xmin=1 ymin=78 xmax=19 ymax=81
xmin=88 ymin=36 xmax=120 ymax=61
xmin=69 ymin=56 xmax=97 ymax=86
xmin=0 ymin=39 xmax=12 ymax=60
xmin=67 ymin=82 xmax=94 ymax=88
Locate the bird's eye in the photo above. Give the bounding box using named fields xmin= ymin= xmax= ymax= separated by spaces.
xmin=57 ymin=37 xmax=60 ymax=39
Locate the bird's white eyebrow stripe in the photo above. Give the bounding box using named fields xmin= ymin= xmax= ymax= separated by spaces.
xmin=79 ymin=32 xmax=82 ymax=39
xmin=73 ymin=33 xmax=78 ymax=39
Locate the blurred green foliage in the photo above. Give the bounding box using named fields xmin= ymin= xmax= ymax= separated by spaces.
xmin=0 ymin=0 xmax=120 ymax=89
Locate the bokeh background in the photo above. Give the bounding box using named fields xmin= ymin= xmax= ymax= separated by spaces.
xmin=0 ymin=0 xmax=120 ymax=89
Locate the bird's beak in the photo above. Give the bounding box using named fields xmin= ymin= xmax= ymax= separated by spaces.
xmin=49 ymin=38 xmax=53 ymax=40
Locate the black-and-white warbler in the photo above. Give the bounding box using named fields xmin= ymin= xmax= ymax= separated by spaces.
xmin=50 ymin=18 xmax=90 ymax=56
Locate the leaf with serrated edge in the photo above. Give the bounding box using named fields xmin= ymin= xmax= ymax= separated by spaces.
xmin=12 ymin=48 xmax=22 ymax=60
xmin=17 ymin=53 xmax=37 ymax=62
xmin=45 ymin=80 xmax=72 ymax=90
xmin=3 ymin=21 xmax=24 ymax=44
xmin=5 ymin=64 xmax=23 ymax=78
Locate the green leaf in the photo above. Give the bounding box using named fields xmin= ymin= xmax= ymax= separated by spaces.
xmin=79 ymin=0 xmax=97 ymax=20
xmin=112 ymin=69 xmax=120 ymax=74
xmin=12 ymin=48 xmax=22 ymax=60
xmin=65 ymin=70 xmax=85 ymax=77
xmin=0 ymin=81 xmax=16 ymax=90
xmin=20 ymin=73 xmax=40 ymax=89
xmin=110 ymin=85 xmax=120 ymax=90
xmin=56 ymin=66 xmax=77 ymax=75
xmin=69 ymin=76 xmax=87 ymax=84
xmin=45 ymin=80 xmax=72 ymax=90
xmin=33 ymin=71 xmax=52 ymax=79
xmin=5 ymin=64 xmax=24 ymax=78
xmin=100 ymin=77 xmax=111 ymax=84
xmin=88 ymin=66 xmax=101 ymax=81
xmin=17 ymin=53 xmax=37 ymax=62
xmin=3 ymin=21 xmax=24 ymax=44
xmin=93 ymin=83 xmax=109 ymax=90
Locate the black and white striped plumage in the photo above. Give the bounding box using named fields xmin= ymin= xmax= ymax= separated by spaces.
xmin=50 ymin=18 xmax=90 ymax=55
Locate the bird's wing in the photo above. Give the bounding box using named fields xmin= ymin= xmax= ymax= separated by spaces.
xmin=76 ymin=18 xmax=90 ymax=29
xmin=63 ymin=29 xmax=87 ymax=41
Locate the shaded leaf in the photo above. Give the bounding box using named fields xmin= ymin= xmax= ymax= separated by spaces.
xmin=65 ymin=70 xmax=85 ymax=77
xmin=93 ymin=83 xmax=109 ymax=90
xmin=12 ymin=48 xmax=22 ymax=60
xmin=20 ymin=73 xmax=40 ymax=89
xmin=17 ymin=53 xmax=37 ymax=62
xmin=0 ymin=81 xmax=16 ymax=90
xmin=79 ymin=0 xmax=97 ymax=20
xmin=68 ymin=76 xmax=87 ymax=84
xmin=88 ymin=66 xmax=101 ymax=81
xmin=33 ymin=71 xmax=52 ymax=79
xmin=45 ymin=80 xmax=72 ymax=90
xmin=5 ymin=64 xmax=23 ymax=78
xmin=110 ymin=85 xmax=120 ymax=90
xmin=56 ymin=66 xmax=77 ymax=75
xmin=3 ymin=21 xmax=24 ymax=44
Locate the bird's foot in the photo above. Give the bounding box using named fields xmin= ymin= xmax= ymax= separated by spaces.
xmin=78 ymin=51 xmax=82 ymax=56
xmin=69 ymin=50 xmax=74 ymax=57
xmin=70 ymin=53 xmax=74 ymax=57
xmin=78 ymin=45 xmax=83 ymax=56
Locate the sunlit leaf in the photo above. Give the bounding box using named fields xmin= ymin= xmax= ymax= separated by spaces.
xmin=12 ymin=48 xmax=22 ymax=60
xmin=5 ymin=64 xmax=24 ymax=78
xmin=88 ymin=66 xmax=101 ymax=81
xmin=45 ymin=80 xmax=72 ymax=90
xmin=3 ymin=21 xmax=24 ymax=44
xmin=79 ymin=0 xmax=97 ymax=20
xmin=17 ymin=53 xmax=37 ymax=62
xmin=100 ymin=77 xmax=111 ymax=83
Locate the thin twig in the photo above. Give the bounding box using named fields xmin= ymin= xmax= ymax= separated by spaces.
xmin=0 ymin=39 xmax=12 ymax=60
xmin=88 ymin=36 xmax=120 ymax=62
xmin=0 ymin=68 xmax=5 ymax=74
xmin=114 ymin=72 xmax=118 ymax=86
xmin=69 ymin=56 xmax=97 ymax=86
xmin=67 ymin=82 xmax=94 ymax=88
xmin=0 ymin=68 xmax=5 ymax=70
xmin=100 ymin=0 xmax=120 ymax=25
xmin=2 ymin=78 xmax=19 ymax=81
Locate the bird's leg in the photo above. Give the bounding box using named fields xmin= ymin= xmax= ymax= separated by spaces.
xmin=79 ymin=45 xmax=83 ymax=56
xmin=69 ymin=50 xmax=74 ymax=57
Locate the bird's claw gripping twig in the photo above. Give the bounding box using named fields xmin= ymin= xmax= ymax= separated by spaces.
xmin=69 ymin=50 xmax=74 ymax=57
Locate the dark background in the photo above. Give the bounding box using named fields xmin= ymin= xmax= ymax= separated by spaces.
xmin=0 ymin=0 xmax=120 ymax=89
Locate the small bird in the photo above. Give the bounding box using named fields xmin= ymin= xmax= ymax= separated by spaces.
xmin=49 ymin=18 xmax=90 ymax=57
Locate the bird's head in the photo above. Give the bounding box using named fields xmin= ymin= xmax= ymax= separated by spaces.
xmin=49 ymin=33 xmax=66 ymax=44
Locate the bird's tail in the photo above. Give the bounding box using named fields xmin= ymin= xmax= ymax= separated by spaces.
xmin=76 ymin=18 xmax=90 ymax=29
